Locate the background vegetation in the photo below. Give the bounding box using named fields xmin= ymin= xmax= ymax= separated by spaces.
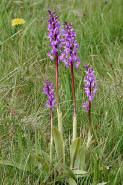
xmin=0 ymin=0 xmax=123 ymax=184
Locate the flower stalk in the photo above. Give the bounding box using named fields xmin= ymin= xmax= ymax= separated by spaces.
xmin=43 ymin=79 xmax=56 ymax=163
xmin=71 ymin=62 xmax=77 ymax=141
xmin=55 ymin=51 xmax=63 ymax=135
xmin=82 ymin=65 xmax=98 ymax=132
xmin=47 ymin=10 xmax=63 ymax=135
xmin=88 ymin=99 xmax=91 ymax=130
xmin=50 ymin=108 xmax=53 ymax=162
xmin=61 ymin=23 xmax=80 ymax=140
xmin=71 ymin=62 xmax=76 ymax=116
xmin=55 ymin=52 xmax=59 ymax=107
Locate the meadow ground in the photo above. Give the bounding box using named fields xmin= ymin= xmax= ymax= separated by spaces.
xmin=0 ymin=0 xmax=123 ymax=184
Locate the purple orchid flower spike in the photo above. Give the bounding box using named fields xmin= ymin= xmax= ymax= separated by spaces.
xmin=47 ymin=10 xmax=62 ymax=114
xmin=47 ymin=10 xmax=63 ymax=135
xmin=82 ymin=65 xmax=98 ymax=129
xmin=60 ymin=22 xmax=80 ymax=69
xmin=43 ymin=79 xmax=56 ymax=109
xmin=43 ymin=79 xmax=56 ymax=163
xmin=47 ymin=9 xmax=62 ymax=63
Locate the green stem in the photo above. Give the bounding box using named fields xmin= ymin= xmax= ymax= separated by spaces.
xmin=50 ymin=108 xmax=53 ymax=163
xmin=73 ymin=114 xmax=77 ymax=141
xmin=55 ymin=52 xmax=63 ymax=135
xmin=88 ymin=84 xmax=91 ymax=132
xmin=55 ymin=52 xmax=59 ymax=109
xmin=71 ymin=62 xmax=77 ymax=140
xmin=71 ymin=62 xmax=76 ymax=115
xmin=88 ymin=101 xmax=91 ymax=132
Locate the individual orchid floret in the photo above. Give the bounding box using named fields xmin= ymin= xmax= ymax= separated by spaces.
xmin=82 ymin=65 xmax=98 ymax=111
xmin=82 ymin=102 xmax=89 ymax=111
xmin=47 ymin=9 xmax=62 ymax=62
xmin=43 ymin=79 xmax=56 ymax=109
xmin=60 ymin=22 xmax=80 ymax=69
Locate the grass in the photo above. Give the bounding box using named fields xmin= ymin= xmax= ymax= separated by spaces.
xmin=0 ymin=0 xmax=123 ymax=184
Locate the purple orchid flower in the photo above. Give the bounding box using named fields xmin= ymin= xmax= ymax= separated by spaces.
xmin=82 ymin=65 xmax=98 ymax=111
xmin=60 ymin=22 xmax=80 ymax=69
xmin=43 ymin=79 xmax=56 ymax=109
xmin=47 ymin=9 xmax=62 ymax=63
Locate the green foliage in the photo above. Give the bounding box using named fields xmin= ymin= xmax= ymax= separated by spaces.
xmin=57 ymin=108 xmax=63 ymax=135
xmin=93 ymin=158 xmax=100 ymax=184
xmin=31 ymin=153 xmax=50 ymax=171
xmin=74 ymin=145 xmax=86 ymax=171
xmin=53 ymin=127 xmax=65 ymax=171
xmin=68 ymin=178 xmax=78 ymax=185
xmin=0 ymin=159 xmax=26 ymax=171
xmin=64 ymin=166 xmax=77 ymax=182
xmin=70 ymin=137 xmax=82 ymax=168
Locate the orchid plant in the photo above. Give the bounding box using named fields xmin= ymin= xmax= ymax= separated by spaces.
xmin=43 ymin=79 xmax=56 ymax=163
xmin=42 ymin=9 xmax=98 ymax=183
xmin=61 ymin=22 xmax=80 ymax=140
xmin=47 ymin=9 xmax=63 ymax=134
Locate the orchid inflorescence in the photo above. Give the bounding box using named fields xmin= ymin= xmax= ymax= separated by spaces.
xmin=60 ymin=22 xmax=80 ymax=69
xmin=43 ymin=79 xmax=56 ymax=109
xmin=47 ymin=10 xmax=80 ymax=69
xmin=82 ymin=64 xmax=98 ymax=111
xmin=47 ymin=9 xmax=62 ymax=63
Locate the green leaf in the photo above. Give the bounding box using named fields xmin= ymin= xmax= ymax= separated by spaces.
xmin=55 ymin=166 xmax=77 ymax=183
xmin=93 ymin=158 xmax=100 ymax=184
xmin=74 ymin=145 xmax=86 ymax=170
xmin=72 ymin=169 xmax=88 ymax=178
xmin=97 ymin=182 xmax=108 ymax=185
xmin=64 ymin=166 xmax=77 ymax=181
xmin=86 ymin=130 xmax=92 ymax=148
xmin=73 ymin=114 xmax=77 ymax=141
xmin=67 ymin=178 xmax=77 ymax=185
xmin=0 ymin=159 xmax=26 ymax=171
xmin=57 ymin=108 xmax=63 ymax=135
xmin=79 ymin=146 xmax=86 ymax=170
xmin=70 ymin=137 xmax=81 ymax=168
xmin=31 ymin=153 xmax=49 ymax=171
xmin=53 ymin=127 xmax=65 ymax=164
